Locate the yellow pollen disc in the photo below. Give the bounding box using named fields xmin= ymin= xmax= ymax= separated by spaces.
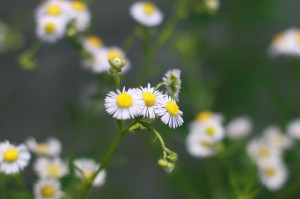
xmin=142 ymin=92 xmax=156 ymax=107
xmin=72 ymin=1 xmax=86 ymax=11
xmin=47 ymin=165 xmax=60 ymax=177
xmin=41 ymin=185 xmax=55 ymax=198
xmin=87 ymin=35 xmax=103 ymax=47
xmin=116 ymin=93 xmax=133 ymax=108
xmin=264 ymin=167 xmax=276 ymax=177
xmin=3 ymin=148 xmax=19 ymax=162
xmin=45 ymin=23 xmax=56 ymax=34
xmin=166 ymin=101 xmax=179 ymax=116
xmin=37 ymin=143 xmax=48 ymax=155
xmin=143 ymin=2 xmax=156 ymax=15
xmin=196 ymin=111 xmax=213 ymax=122
xmin=258 ymin=147 xmax=270 ymax=158
xmin=108 ymin=50 xmax=123 ymax=61
xmin=47 ymin=6 xmax=61 ymax=15
xmin=206 ymin=126 xmax=215 ymax=136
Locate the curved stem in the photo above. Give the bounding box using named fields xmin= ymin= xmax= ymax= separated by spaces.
xmin=154 ymin=82 xmax=165 ymax=91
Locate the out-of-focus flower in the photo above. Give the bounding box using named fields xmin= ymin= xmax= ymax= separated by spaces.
xmin=73 ymin=158 xmax=106 ymax=187
xmin=162 ymin=69 xmax=181 ymax=101
xmin=81 ymin=35 xmax=104 ymax=53
xmin=263 ymin=126 xmax=293 ymax=150
xmin=186 ymin=131 xmax=216 ymax=157
xmin=34 ymin=157 xmax=69 ymax=179
xmin=226 ymin=116 xmax=252 ymax=139
xmin=34 ymin=178 xmax=63 ymax=199
xmin=130 ymin=1 xmax=163 ymax=27
xmin=26 ymin=137 xmax=61 ymax=157
xmin=69 ymin=1 xmax=91 ymax=32
xmin=0 ymin=141 xmax=31 ymax=174
xmin=195 ymin=111 xmax=224 ymax=124
xmin=204 ymin=0 xmax=220 ymax=13
xmin=287 ymin=119 xmax=300 ymax=140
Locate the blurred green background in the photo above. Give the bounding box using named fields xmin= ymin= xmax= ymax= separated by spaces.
xmin=1 ymin=0 xmax=300 ymax=198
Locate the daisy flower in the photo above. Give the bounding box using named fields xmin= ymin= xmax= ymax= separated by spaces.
xmin=104 ymin=87 xmax=144 ymax=120
xmin=258 ymin=160 xmax=288 ymax=191
xmin=26 ymin=137 xmax=61 ymax=157
xmin=162 ymin=69 xmax=181 ymax=101
xmin=156 ymin=96 xmax=183 ymax=128
xmin=263 ymin=126 xmax=293 ymax=150
xmin=195 ymin=111 xmax=224 ymax=123
xmin=0 ymin=141 xmax=31 ymax=174
xmin=130 ymin=1 xmax=163 ymax=27
xmin=69 ymin=0 xmax=91 ymax=32
xmin=226 ymin=116 xmax=252 ymax=139
xmin=193 ymin=120 xmax=225 ymax=142
xmin=81 ymin=35 xmax=104 ymax=53
xmin=34 ymin=178 xmax=63 ymax=199
xmin=186 ymin=131 xmax=216 ymax=157
xmin=36 ymin=16 xmax=67 ymax=43
xmin=35 ymin=0 xmax=71 ymax=20
xmin=73 ymin=158 xmax=106 ymax=187
xmin=138 ymin=83 xmax=164 ymax=118
xmin=34 ymin=157 xmax=69 ymax=179
xmin=287 ymin=119 xmax=300 ymax=140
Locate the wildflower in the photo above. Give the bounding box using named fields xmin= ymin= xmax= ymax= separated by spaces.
xmin=81 ymin=35 xmax=104 ymax=53
xmin=35 ymin=0 xmax=71 ymax=20
xmin=73 ymin=158 xmax=106 ymax=187
xmin=26 ymin=137 xmax=61 ymax=156
xmin=204 ymin=0 xmax=220 ymax=13
xmin=226 ymin=116 xmax=252 ymax=139
xmin=195 ymin=111 xmax=224 ymax=123
xmin=69 ymin=1 xmax=91 ymax=32
xmin=263 ymin=126 xmax=293 ymax=150
xmin=34 ymin=157 xmax=69 ymax=179
xmin=287 ymin=119 xmax=300 ymax=140
xmin=156 ymin=96 xmax=183 ymax=128
xmin=36 ymin=16 xmax=66 ymax=43
xmin=130 ymin=1 xmax=163 ymax=27
xmin=162 ymin=69 xmax=181 ymax=101
xmin=0 ymin=141 xmax=31 ymax=174
xmin=138 ymin=83 xmax=164 ymax=118
xmin=104 ymin=87 xmax=144 ymax=120
xmin=34 ymin=178 xmax=63 ymax=199
xmin=186 ymin=131 xmax=216 ymax=157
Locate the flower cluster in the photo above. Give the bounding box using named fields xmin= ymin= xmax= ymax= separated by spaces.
xmin=247 ymin=126 xmax=292 ymax=190
xmin=35 ymin=0 xmax=90 ymax=43
xmin=104 ymin=69 xmax=184 ymax=129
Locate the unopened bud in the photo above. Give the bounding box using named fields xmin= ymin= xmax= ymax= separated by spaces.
xmin=109 ymin=57 xmax=126 ymax=70
xmin=158 ymin=159 xmax=175 ymax=174
xmin=167 ymin=153 xmax=178 ymax=163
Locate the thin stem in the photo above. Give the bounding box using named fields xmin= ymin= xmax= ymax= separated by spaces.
xmin=114 ymin=73 xmax=121 ymax=90
xmin=78 ymin=120 xmax=139 ymax=199
xmin=154 ymin=82 xmax=165 ymax=91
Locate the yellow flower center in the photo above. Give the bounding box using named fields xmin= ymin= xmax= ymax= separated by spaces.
xmin=108 ymin=50 xmax=123 ymax=61
xmin=36 ymin=143 xmax=48 ymax=155
xmin=41 ymin=185 xmax=55 ymax=198
xmin=206 ymin=126 xmax=215 ymax=136
xmin=143 ymin=2 xmax=156 ymax=15
xmin=142 ymin=92 xmax=156 ymax=107
xmin=86 ymin=35 xmax=103 ymax=47
xmin=3 ymin=148 xmax=19 ymax=162
xmin=47 ymin=165 xmax=60 ymax=177
xmin=72 ymin=1 xmax=86 ymax=11
xmin=166 ymin=101 xmax=179 ymax=116
xmin=116 ymin=93 xmax=133 ymax=108
xmin=196 ymin=111 xmax=213 ymax=122
xmin=47 ymin=5 xmax=61 ymax=15
xmin=264 ymin=167 xmax=276 ymax=177
xmin=258 ymin=147 xmax=270 ymax=158
xmin=45 ymin=23 xmax=56 ymax=34
xmin=296 ymin=31 xmax=300 ymax=44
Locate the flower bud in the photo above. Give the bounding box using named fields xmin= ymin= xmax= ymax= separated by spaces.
xmin=158 ymin=159 xmax=175 ymax=174
xmin=109 ymin=57 xmax=126 ymax=70
xmin=167 ymin=153 xmax=178 ymax=163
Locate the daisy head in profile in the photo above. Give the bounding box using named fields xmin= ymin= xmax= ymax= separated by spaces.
xmin=156 ymin=95 xmax=183 ymax=128
xmin=138 ymin=83 xmax=164 ymax=119
xmin=34 ymin=178 xmax=63 ymax=199
xmin=104 ymin=87 xmax=144 ymax=120
xmin=0 ymin=141 xmax=31 ymax=174
xmin=73 ymin=158 xmax=106 ymax=187
xmin=34 ymin=157 xmax=69 ymax=179
xmin=36 ymin=16 xmax=66 ymax=43
xmin=69 ymin=0 xmax=91 ymax=32
xmin=130 ymin=1 xmax=163 ymax=27
xmin=26 ymin=137 xmax=61 ymax=157
xmin=162 ymin=69 xmax=181 ymax=101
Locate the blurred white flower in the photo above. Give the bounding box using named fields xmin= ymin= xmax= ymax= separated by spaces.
xmin=263 ymin=126 xmax=293 ymax=150
xmin=34 ymin=178 xmax=63 ymax=199
xmin=34 ymin=157 xmax=69 ymax=179
xmin=69 ymin=1 xmax=91 ymax=32
xmin=195 ymin=111 xmax=224 ymax=124
xmin=26 ymin=137 xmax=61 ymax=157
xmin=81 ymin=35 xmax=104 ymax=53
xmin=287 ymin=119 xmax=300 ymax=140
xmin=186 ymin=131 xmax=216 ymax=157
xmin=204 ymin=0 xmax=220 ymax=13
xmin=226 ymin=116 xmax=252 ymax=139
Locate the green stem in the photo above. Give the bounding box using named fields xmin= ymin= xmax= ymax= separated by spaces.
xmin=78 ymin=120 xmax=139 ymax=199
xmin=114 ymin=73 xmax=121 ymax=90
xmin=154 ymin=82 xmax=165 ymax=91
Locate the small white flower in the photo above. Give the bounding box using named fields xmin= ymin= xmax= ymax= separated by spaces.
xmin=68 ymin=1 xmax=91 ymax=32
xmin=287 ymin=119 xmax=300 ymax=140
xmin=36 ymin=16 xmax=66 ymax=43
xmin=186 ymin=131 xmax=216 ymax=158
xmin=34 ymin=178 xmax=63 ymax=199
xmin=204 ymin=0 xmax=220 ymax=13
xmin=73 ymin=158 xmax=106 ymax=187
xmin=0 ymin=141 xmax=31 ymax=174
xmin=269 ymin=28 xmax=300 ymax=56
xmin=35 ymin=0 xmax=71 ymax=20
xmin=104 ymin=87 xmax=144 ymax=120
xmin=130 ymin=1 xmax=163 ymax=27
xmin=194 ymin=120 xmax=225 ymax=142
xmin=162 ymin=69 xmax=181 ymax=101
xmin=81 ymin=35 xmax=104 ymax=53
xmin=258 ymin=160 xmax=288 ymax=191
xmin=195 ymin=111 xmax=224 ymax=124
xmin=156 ymin=96 xmax=183 ymax=128
xmin=26 ymin=137 xmax=61 ymax=156
xmin=34 ymin=157 xmax=69 ymax=179
xmin=226 ymin=116 xmax=252 ymax=139
xmin=263 ymin=126 xmax=293 ymax=150
xmin=138 ymin=83 xmax=164 ymax=118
